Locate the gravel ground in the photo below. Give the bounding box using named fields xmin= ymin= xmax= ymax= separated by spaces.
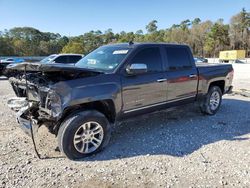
xmin=0 ymin=64 xmax=250 ymax=187
xmin=232 ymin=63 xmax=250 ymax=91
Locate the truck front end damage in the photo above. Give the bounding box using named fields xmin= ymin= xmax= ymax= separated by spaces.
xmin=7 ymin=97 xmax=39 ymax=136
xmin=7 ymin=74 xmax=64 ymax=136
xmin=6 ymin=62 xmax=102 ymax=136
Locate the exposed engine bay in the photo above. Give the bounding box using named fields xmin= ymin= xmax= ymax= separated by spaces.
xmin=6 ymin=62 xmax=102 ymax=135
xmin=9 ymin=72 xmax=61 ymax=124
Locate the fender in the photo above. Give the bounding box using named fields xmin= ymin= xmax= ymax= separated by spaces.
xmin=52 ymin=73 xmax=122 ymax=116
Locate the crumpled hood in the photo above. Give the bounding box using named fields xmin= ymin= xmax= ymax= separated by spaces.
xmin=6 ymin=62 xmax=102 ymax=73
xmin=6 ymin=62 xmax=103 ymax=82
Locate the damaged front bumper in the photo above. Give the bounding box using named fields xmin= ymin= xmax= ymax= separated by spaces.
xmin=7 ymin=97 xmax=39 ymax=137
xmin=225 ymin=86 xmax=233 ymax=94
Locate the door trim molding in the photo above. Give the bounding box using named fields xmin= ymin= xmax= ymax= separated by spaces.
xmin=123 ymin=96 xmax=195 ymax=114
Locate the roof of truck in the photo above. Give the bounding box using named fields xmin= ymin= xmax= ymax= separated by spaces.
xmin=51 ymin=53 xmax=84 ymax=56
xmin=105 ymin=42 xmax=189 ymax=48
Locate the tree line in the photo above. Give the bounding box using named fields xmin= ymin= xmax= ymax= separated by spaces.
xmin=0 ymin=8 xmax=249 ymax=57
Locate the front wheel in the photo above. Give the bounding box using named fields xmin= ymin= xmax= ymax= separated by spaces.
xmin=58 ymin=110 xmax=111 ymax=160
xmin=200 ymin=86 xmax=222 ymax=115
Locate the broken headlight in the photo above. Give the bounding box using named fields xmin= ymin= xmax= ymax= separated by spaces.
xmin=46 ymin=90 xmax=62 ymax=117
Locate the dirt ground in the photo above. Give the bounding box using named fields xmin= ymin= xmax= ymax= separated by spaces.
xmin=0 ymin=63 xmax=250 ymax=188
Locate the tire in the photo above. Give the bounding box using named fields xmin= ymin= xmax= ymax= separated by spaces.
xmin=200 ymin=86 xmax=222 ymax=115
xmin=58 ymin=110 xmax=111 ymax=160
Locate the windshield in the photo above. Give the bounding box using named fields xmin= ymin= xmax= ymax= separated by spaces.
xmin=40 ymin=55 xmax=57 ymax=64
xmin=75 ymin=46 xmax=130 ymax=72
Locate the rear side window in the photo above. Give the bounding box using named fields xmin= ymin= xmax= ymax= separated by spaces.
xmin=165 ymin=47 xmax=192 ymax=70
xmin=68 ymin=56 xmax=82 ymax=64
xmin=130 ymin=47 xmax=162 ymax=73
xmin=54 ymin=56 xmax=68 ymax=64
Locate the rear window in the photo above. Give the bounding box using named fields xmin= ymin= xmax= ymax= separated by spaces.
xmin=54 ymin=56 xmax=68 ymax=63
xmin=165 ymin=47 xmax=192 ymax=70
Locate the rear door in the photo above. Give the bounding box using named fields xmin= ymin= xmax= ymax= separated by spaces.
xmin=163 ymin=46 xmax=198 ymax=101
xmin=121 ymin=46 xmax=167 ymax=113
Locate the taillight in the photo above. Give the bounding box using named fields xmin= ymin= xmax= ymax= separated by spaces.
xmin=228 ymin=69 xmax=234 ymax=79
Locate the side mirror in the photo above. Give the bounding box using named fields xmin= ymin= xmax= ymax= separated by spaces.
xmin=126 ymin=64 xmax=147 ymax=75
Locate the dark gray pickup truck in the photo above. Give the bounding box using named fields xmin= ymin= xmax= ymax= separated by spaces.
xmin=6 ymin=43 xmax=234 ymax=160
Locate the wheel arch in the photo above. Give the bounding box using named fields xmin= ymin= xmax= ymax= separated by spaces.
xmin=53 ymin=99 xmax=116 ymax=135
xmin=208 ymin=80 xmax=225 ymax=94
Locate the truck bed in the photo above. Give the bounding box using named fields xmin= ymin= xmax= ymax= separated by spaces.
xmin=196 ymin=63 xmax=233 ymax=74
xmin=196 ymin=63 xmax=233 ymax=95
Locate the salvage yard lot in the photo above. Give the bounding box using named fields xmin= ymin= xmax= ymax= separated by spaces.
xmin=0 ymin=64 xmax=250 ymax=187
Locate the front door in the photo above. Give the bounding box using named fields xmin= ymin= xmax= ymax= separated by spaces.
xmin=121 ymin=47 xmax=167 ymax=113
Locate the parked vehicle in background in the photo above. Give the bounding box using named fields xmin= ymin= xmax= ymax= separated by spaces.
xmin=0 ymin=58 xmax=25 ymax=76
xmin=6 ymin=43 xmax=233 ymax=160
xmin=194 ymin=57 xmax=208 ymax=63
xmin=219 ymin=50 xmax=246 ymax=63
xmin=0 ymin=58 xmax=25 ymax=64
xmin=40 ymin=54 xmax=83 ymax=65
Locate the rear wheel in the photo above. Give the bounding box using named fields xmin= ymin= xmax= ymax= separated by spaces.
xmin=200 ymin=86 xmax=222 ymax=115
xmin=58 ymin=110 xmax=111 ymax=160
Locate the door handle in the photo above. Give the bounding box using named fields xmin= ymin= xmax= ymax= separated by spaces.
xmin=189 ymin=74 xmax=197 ymax=78
xmin=157 ymin=78 xmax=167 ymax=82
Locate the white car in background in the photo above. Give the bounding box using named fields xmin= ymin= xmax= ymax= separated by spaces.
xmin=40 ymin=54 xmax=84 ymax=65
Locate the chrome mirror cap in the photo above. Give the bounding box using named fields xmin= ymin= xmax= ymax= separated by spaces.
xmin=126 ymin=63 xmax=147 ymax=75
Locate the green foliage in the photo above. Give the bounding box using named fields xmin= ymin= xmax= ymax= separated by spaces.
xmin=0 ymin=27 xmax=66 ymax=56
xmin=204 ymin=21 xmax=230 ymax=56
xmin=180 ymin=19 xmax=191 ymax=30
xmin=0 ymin=9 xmax=249 ymax=57
xmin=146 ymin=20 xmax=158 ymax=33
xmin=190 ymin=21 xmax=213 ymax=56
xmin=0 ymin=37 xmax=14 ymax=56
xmin=61 ymin=41 xmax=84 ymax=54
xmin=192 ymin=18 xmax=201 ymax=25
xmin=229 ymin=8 xmax=250 ymax=51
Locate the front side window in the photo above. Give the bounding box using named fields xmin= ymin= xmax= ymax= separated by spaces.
xmin=76 ymin=46 xmax=130 ymax=72
xmin=165 ymin=47 xmax=192 ymax=70
xmin=130 ymin=47 xmax=163 ymax=73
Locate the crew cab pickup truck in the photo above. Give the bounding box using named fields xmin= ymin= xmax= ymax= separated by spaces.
xmin=6 ymin=43 xmax=233 ymax=160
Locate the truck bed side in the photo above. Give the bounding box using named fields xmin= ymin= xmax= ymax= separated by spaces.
xmin=196 ymin=63 xmax=233 ymax=96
